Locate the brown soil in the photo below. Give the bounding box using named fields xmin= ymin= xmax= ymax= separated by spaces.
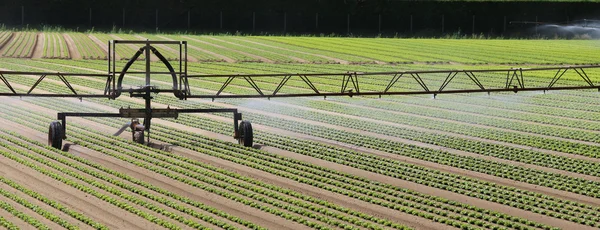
xmin=31 ymin=33 xmax=44 ymax=59
xmin=183 ymin=35 xmax=274 ymax=63
xmin=63 ymin=34 xmax=81 ymax=59
xmin=208 ymin=36 xmax=308 ymax=63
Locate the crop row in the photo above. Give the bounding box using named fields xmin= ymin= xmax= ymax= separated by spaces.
xmin=10 ymin=78 xmax=592 ymax=230
xmin=0 ymin=216 xmax=19 ymax=230
xmin=4 ymin=59 xmax=600 ymax=226
xmin=68 ymin=33 xmax=106 ymax=60
xmin=13 ymin=97 xmax=548 ymax=230
xmin=0 ymin=199 xmax=49 ymax=230
xmin=2 ymin=32 xmax=36 ymax=58
xmin=8 ymin=59 xmax=600 ymax=202
xmin=0 ymin=103 xmax=409 ymax=230
xmin=0 ymin=31 xmax=13 ymax=48
xmin=260 ymin=37 xmax=600 ymax=64
xmin=8 ymin=59 xmax=600 ymax=177
xmin=42 ymin=33 xmax=69 ymax=59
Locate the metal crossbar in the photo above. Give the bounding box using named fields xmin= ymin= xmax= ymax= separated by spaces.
xmin=186 ymin=65 xmax=600 ymax=99
xmin=1 ymin=65 xmax=599 ymax=99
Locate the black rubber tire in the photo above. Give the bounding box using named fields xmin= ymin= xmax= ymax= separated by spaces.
xmin=48 ymin=121 xmax=63 ymax=150
xmin=239 ymin=121 xmax=253 ymax=147
xmin=133 ymin=131 xmax=145 ymax=144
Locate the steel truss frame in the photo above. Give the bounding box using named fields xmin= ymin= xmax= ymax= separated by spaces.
xmin=185 ymin=65 xmax=600 ymax=99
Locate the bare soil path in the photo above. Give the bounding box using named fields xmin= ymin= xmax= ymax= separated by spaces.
xmin=63 ymin=33 xmax=80 ymax=59
xmin=183 ymin=35 xmax=274 ymax=63
xmin=88 ymin=34 xmax=117 ymax=59
xmin=31 ymin=32 xmax=44 ymax=59
xmin=208 ymin=36 xmax=308 ymax=63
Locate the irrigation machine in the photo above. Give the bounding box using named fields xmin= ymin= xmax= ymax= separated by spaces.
xmin=0 ymin=40 xmax=599 ymax=151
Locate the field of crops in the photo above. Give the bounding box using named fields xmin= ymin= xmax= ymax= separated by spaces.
xmin=1 ymin=31 xmax=600 ymax=65
xmin=0 ymin=33 xmax=599 ymax=230
xmin=41 ymin=33 xmax=70 ymax=59
xmin=1 ymin=32 xmax=37 ymax=58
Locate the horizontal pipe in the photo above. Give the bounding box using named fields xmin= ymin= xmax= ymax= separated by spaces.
xmin=0 ymin=71 xmax=109 ymax=77
xmin=111 ymin=71 xmax=186 ymax=75
xmin=0 ymin=94 xmax=110 ymax=98
xmin=113 ymin=40 xmax=185 ymax=45
xmin=186 ymin=86 xmax=600 ymax=99
xmin=187 ymin=65 xmax=600 ymax=78
xmin=58 ymin=112 xmax=121 ymax=117
xmin=178 ymin=108 xmax=238 ymax=113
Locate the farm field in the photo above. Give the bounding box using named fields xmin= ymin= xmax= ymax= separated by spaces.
xmin=0 ymin=33 xmax=599 ymax=230
xmin=1 ymin=31 xmax=600 ymax=65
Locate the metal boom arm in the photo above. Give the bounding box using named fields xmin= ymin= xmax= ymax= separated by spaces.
xmin=185 ymin=65 xmax=600 ymax=99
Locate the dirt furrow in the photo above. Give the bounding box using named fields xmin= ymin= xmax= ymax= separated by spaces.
xmin=31 ymin=32 xmax=44 ymax=59
xmin=183 ymin=35 xmax=274 ymax=63
xmin=63 ymin=33 xmax=80 ymax=59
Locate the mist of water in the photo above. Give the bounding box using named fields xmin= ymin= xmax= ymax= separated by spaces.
xmin=535 ymin=20 xmax=600 ymax=38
